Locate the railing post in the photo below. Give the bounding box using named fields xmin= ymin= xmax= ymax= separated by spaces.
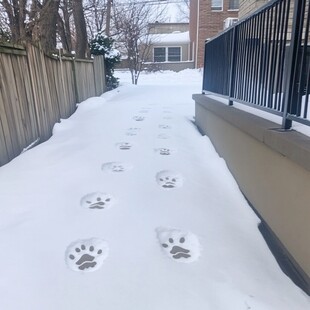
xmin=228 ymin=26 xmax=238 ymax=106
xmin=282 ymin=0 xmax=305 ymax=129
xmin=202 ymin=40 xmax=208 ymax=94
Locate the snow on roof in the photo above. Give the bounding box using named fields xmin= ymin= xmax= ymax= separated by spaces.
xmin=149 ymin=31 xmax=190 ymax=44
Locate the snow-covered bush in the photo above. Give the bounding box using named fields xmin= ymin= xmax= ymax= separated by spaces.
xmin=90 ymin=34 xmax=121 ymax=89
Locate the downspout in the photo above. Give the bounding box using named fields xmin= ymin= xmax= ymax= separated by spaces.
xmin=195 ymin=0 xmax=200 ymax=68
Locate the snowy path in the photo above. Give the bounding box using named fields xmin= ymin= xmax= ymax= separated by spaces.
xmin=0 ymin=70 xmax=309 ymax=309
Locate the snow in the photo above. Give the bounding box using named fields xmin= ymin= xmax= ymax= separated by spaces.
xmin=0 ymin=69 xmax=309 ymax=310
xmin=208 ymin=94 xmax=310 ymax=137
xmin=149 ymin=31 xmax=190 ymax=44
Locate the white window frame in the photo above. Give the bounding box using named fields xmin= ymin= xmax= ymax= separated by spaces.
xmin=153 ymin=47 xmax=166 ymax=62
xmin=228 ymin=0 xmax=239 ymax=11
xmin=153 ymin=46 xmax=182 ymax=62
xmin=211 ymin=0 xmax=223 ymax=11
xmin=167 ymin=46 xmax=182 ymax=62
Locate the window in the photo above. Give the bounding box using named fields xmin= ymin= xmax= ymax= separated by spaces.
xmin=154 ymin=47 xmax=166 ymax=62
xmin=211 ymin=0 xmax=223 ymax=11
xmin=154 ymin=47 xmax=181 ymax=62
xmin=168 ymin=47 xmax=181 ymax=62
xmin=229 ymin=0 xmax=239 ymax=10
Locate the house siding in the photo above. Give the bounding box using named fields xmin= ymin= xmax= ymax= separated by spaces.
xmin=148 ymin=44 xmax=189 ymax=62
xmin=239 ymin=0 xmax=269 ymax=19
xmin=149 ymin=23 xmax=189 ymax=34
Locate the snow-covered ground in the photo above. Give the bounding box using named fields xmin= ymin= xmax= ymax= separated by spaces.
xmin=0 ymin=69 xmax=309 ymax=310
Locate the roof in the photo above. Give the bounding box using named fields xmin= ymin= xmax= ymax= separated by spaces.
xmin=149 ymin=31 xmax=190 ymax=44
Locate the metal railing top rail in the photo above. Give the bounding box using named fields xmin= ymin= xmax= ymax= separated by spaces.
xmin=202 ymin=0 xmax=310 ymax=129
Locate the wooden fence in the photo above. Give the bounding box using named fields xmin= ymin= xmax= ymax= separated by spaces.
xmin=0 ymin=43 xmax=106 ymax=167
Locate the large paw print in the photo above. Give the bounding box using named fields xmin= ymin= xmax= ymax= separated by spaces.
xmin=116 ymin=142 xmax=133 ymax=150
xmin=101 ymin=162 xmax=133 ymax=173
xmin=66 ymin=238 xmax=109 ymax=272
xmin=156 ymin=228 xmax=201 ymax=263
xmin=156 ymin=170 xmax=183 ymax=189
xmin=80 ymin=192 xmax=115 ymax=210
xmin=133 ymin=116 xmax=145 ymax=121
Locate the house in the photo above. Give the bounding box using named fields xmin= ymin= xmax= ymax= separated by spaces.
xmin=239 ymin=0 xmax=269 ymax=18
xmin=189 ymin=0 xmax=240 ymax=68
xmin=144 ymin=22 xmax=194 ymax=72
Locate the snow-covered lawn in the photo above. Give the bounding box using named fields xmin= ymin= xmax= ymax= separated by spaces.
xmin=0 ymin=69 xmax=309 ymax=310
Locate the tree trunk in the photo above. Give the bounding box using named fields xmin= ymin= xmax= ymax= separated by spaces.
xmin=38 ymin=0 xmax=60 ymax=54
xmin=72 ymin=0 xmax=88 ymax=58
xmin=1 ymin=0 xmax=27 ymax=43
xmin=58 ymin=0 xmax=73 ymax=53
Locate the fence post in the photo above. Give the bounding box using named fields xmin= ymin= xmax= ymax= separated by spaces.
xmin=72 ymin=58 xmax=80 ymax=103
xmin=228 ymin=26 xmax=238 ymax=106
xmin=282 ymin=0 xmax=305 ymax=129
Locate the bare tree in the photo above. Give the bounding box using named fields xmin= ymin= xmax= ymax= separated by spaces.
xmin=0 ymin=0 xmax=95 ymax=56
xmin=113 ymin=0 xmax=166 ymax=84
xmin=72 ymin=0 xmax=88 ymax=58
xmin=176 ymin=0 xmax=189 ymax=22
xmin=58 ymin=0 xmax=73 ymax=53
xmin=0 ymin=0 xmax=27 ymax=42
xmin=84 ymin=0 xmax=107 ymax=38
xmin=0 ymin=5 xmax=11 ymax=41
xmin=0 ymin=0 xmax=60 ymax=53
xmin=38 ymin=0 xmax=61 ymax=54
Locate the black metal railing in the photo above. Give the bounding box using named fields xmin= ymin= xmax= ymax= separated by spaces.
xmin=202 ymin=0 xmax=310 ymax=129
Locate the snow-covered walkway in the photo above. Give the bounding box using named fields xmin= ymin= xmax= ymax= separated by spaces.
xmin=0 ymin=70 xmax=309 ymax=309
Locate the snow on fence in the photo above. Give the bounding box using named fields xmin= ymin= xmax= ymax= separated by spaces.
xmin=0 ymin=43 xmax=106 ymax=167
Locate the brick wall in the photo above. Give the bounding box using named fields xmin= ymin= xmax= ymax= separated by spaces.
xmin=190 ymin=0 xmax=239 ymax=68
xmin=238 ymin=0 xmax=295 ymax=41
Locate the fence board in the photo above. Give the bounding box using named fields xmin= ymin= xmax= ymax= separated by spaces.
xmin=0 ymin=88 xmax=10 ymax=165
xmin=94 ymin=56 xmax=106 ymax=96
xmin=75 ymin=60 xmax=97 ymax=102
xmin=0 ymin=44 xmax=105 ymax=166
xmin=0 ymin=54 xmax=22 ymax=157
xmin=11 ymin=55 xmax=39 ymax=146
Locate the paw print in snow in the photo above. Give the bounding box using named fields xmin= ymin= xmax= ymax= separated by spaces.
xmin=66 ymin=238 xmax=109 ymax=272
xmin=159 ymin=124 xmax=171 ymax=129
xmin=133 ymin=116 xmax=145 ymax=121
xmin=101 ymin=162 xmax=133 ymax=173
xmin=80 ymin=192 xmax=115 ymax=210
xmin=116 ymin=142 xmax=133 ymax=150
xmin=156 ymin=228 xmax=201 ymax=263
xmin=156 ymin=170 xmax=183 ymax=189
xmin=126 ymin=127 xmax=141 ymax=136
xmin=158 ymin=133 xmax=170 ymax=140
xmin=127 ymin=127 xmax=141 ymax=132
xmin=154 ymin=148 xmax=176 ymax=156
